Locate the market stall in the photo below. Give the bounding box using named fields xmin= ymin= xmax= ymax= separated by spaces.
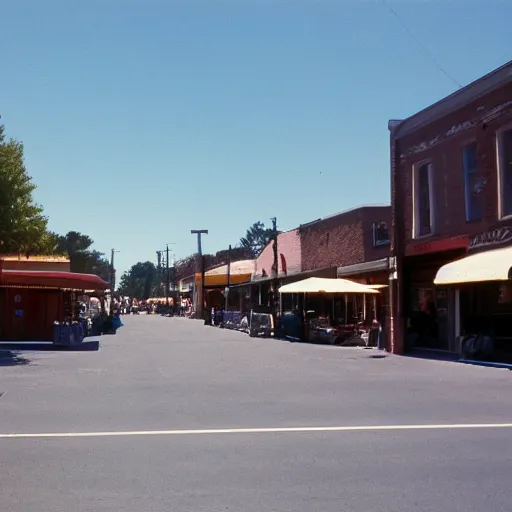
xmin=0 ymin=269 xmax=109 ymax=343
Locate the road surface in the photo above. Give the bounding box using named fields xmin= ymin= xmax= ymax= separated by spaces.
xmin=1 ymin=316 xmax=511 ymax=511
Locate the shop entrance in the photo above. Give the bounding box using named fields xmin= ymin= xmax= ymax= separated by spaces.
xmin=404 ymin=250 xmax=464 ymax=352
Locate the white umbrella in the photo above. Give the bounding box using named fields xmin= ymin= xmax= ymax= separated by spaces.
xmin=279 ymin=277 xmax=379 ymax=294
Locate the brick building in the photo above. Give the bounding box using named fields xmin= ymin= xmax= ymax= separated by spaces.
xmin=389 ymin=60 xmax=512 ymax=357
xmin=300 ymin=205 xmax=391 ymax=281
xmin=299 ymin=205 xmax=391 ymax=325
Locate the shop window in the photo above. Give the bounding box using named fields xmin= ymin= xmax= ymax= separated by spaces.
xmin=498 ymin=127 xmax=512 ymax=218
xmin=462 ymin=142 xmax=483 ymax=222
xmin=372 ymin=221 xmax=390 ymax=246
xmin=412 ymin=161 xmax=435 ymax=238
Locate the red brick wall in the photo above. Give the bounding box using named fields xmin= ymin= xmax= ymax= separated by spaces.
xmin=300 ymin=206 xmax=391 ymax=272
xmin=396 ymin=83 xmax=512 ymax=248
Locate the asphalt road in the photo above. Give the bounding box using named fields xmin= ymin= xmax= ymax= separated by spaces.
xmin=1 ymin=316 xmax=511 ymax=511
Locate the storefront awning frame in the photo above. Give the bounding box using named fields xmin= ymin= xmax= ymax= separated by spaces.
xmin=0 ymin=270 xmax=109 ymax=291
xmin=434 ymin=246 xmax=512 ymax=285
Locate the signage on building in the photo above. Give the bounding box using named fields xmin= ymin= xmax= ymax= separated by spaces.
xmin=406 ymin=235 xmax=470 ymax=256
xmin=469 ymin=227 xmax=512 ymax=251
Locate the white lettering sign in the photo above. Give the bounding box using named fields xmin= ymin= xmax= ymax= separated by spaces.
xmin=469 ymin=227 xmax=512 ymax=250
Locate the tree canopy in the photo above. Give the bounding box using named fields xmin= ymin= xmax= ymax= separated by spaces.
xmin=54 ymin=231 xmax=111 ymax=281
xmin=239 ymin=221 xmax=276 ymax=258
xmin=117 ymin=261 xmax=157 ymax=299
xmin=0 ymin=122 xmax=49 ymax=255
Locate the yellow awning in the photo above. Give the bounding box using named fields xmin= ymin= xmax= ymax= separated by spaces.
xmin=279 ymin=277 xmax=379 ymax=294
xmin=195 ymin=273 xmax=252 ymax=287
xmin=434 ymin=246 xmax=512 ymax=285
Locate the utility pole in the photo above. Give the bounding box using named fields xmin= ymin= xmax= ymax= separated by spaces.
xmin=110 ymin=248 xmax=120 ymax=314
xmin=165 ymin=245 xmax=170 ymax=308
xmin=164 ymin=243 xmax=176 ymax=310
xmin=191 ymin=229 xmax=208 ymax=319
xmin=225 ymin=244 xmax=231 ymax=312
xmin=156 ymin=250 xmax=162 ymax=297
xmin=270 ymin=217 xmax=279 ymax=322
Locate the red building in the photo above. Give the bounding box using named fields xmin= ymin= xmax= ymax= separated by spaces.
xmin=299 ymin=205 xmax=391 ymax=324
xmin=389 ymin=60 xmax=512 ymax=356
xmin=300 ymin=205 xmax=391 ymax=283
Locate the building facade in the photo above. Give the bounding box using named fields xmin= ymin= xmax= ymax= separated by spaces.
xmin=299 ymin=205 xmax=391 ymax=326
xmin=389 ymin=60 xmax=512 ymax=355
xmin=300 ymin=205 xmax=391 ymax=281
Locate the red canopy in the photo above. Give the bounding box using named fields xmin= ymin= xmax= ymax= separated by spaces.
xmin=0 ymin=270 xmax=109 ymax=290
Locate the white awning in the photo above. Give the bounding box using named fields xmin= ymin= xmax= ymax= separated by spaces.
xmin=434 ymin=246 xmax=512 ymax=285
xmin=278 ymin=277 xmax=379 ymax=294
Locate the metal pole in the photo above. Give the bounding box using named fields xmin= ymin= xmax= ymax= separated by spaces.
xmin=191 ymin=230 xmax=208 ymax=319
xmin=156 ymin=251 xmax=162 ymax=297
xmin=270 ymin=217 xmax=278 ymax=323
xmin=225 ymin=244 xmax=231 ymax=311
xmin=109 ymin=248 xmax=119 ymax=314
xmin=165 ymin=244 xmax=170 ymax=308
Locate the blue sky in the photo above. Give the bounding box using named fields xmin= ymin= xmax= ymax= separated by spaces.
xmin=1 ymin=0 xmax=510 ymax=278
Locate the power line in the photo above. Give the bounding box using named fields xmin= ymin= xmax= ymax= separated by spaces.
xmin=382 ymin=0 xmax=463 ymax=89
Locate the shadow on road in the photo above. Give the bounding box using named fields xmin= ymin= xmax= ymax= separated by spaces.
xmin=0 ymin=341 xmax=100 ymax=354
xmin=0 ymin=349 xmax=31 ymax=367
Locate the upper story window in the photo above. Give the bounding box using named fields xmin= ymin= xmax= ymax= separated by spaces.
xmin=372 ymin=221 xmax=389 ymax=247
xmin=463 ymin=142 xmax=483 ymax=222
xmin=498 ymin=127 xmax=512 ymax=218
xmin=413 ymin=161 xmax=434 ymax=238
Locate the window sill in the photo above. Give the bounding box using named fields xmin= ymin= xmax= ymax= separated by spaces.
xmin=412 ymin=233 xmax=435 ymax=241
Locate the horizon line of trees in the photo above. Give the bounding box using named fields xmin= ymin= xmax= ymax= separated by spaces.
xmin=0 ymin=117 xmax=111 ymax=279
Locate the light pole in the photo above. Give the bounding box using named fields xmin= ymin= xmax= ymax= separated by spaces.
xmin=165 ymin=242 xmax=176 ymax=309
xmin=110 ymin=248 xmax=120 ymax=314
xmin=225 ymin=244 xmax=231 ymax=312
xmin=191 ymin=229 xmax=208 ymax=319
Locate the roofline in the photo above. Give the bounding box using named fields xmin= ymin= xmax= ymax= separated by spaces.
xmin=389 ymin=59 xmax=512 ymax=138
xmin=299 ymin=204 xmax=391 ymax=230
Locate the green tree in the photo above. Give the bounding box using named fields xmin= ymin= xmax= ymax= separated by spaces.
xmin=56 ymin=231 xmax=94 ymax=256
xmin=0 ymin=121 xmax=48 ymax=255
xmin=55 ymin=231 xmax=110 ymax=280
xmin=239 ymin=221 xmax=276 ymax=258
xmin=117 ymin=261 xmax=157 ymax=299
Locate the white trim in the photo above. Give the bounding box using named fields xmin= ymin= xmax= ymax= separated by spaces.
xmin=412 ymin=160 xmax=435 ymax=239
xmin=497 ymin=124 xmax=512 ymax=219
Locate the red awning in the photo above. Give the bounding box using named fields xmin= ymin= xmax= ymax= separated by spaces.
xmin=0 ymin=270 xmax=109 ymax=290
